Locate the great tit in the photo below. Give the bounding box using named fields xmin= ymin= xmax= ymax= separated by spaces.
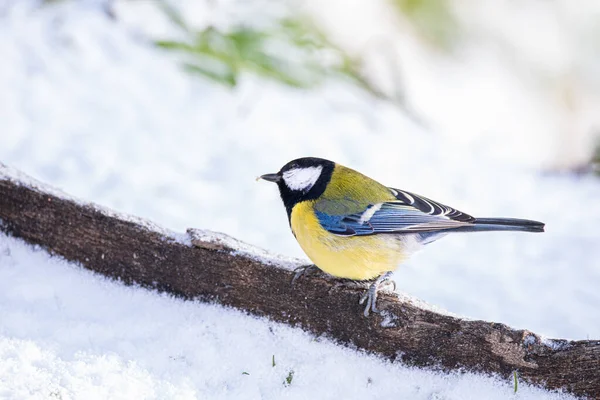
xmin=259 ymin=157 xmax=545 ymax=316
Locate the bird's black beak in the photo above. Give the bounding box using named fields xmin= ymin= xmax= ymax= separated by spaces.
xmin=258 ymin=173 xmax=280 ymax=183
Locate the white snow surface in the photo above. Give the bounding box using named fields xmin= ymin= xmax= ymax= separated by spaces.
xmin=187 ymin=228 xmax=304 ymax=271
xmin=0 ymin=234 xmax=575 ymax=400
xmin=0 ymin=1 xmax=598 ymax=398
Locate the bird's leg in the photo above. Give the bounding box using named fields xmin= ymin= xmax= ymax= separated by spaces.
xmin=291 ymin=264 xmax=319 ymax=286
xmin=359 ymin=272 xmax=395 ymax=317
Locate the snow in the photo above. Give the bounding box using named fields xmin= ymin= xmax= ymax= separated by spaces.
xmin=187 ymin=228 xmax=304 ymax=271
xmin=0 ymin=234 xmax=576 ymax=400
xmin=0 ymin=0 xmax=598 ymax=398
xmin=0 ymin=162 xmax=74 ymax=202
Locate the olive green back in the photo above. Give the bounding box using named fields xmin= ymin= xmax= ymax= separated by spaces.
xmin=315 ymin=164 xmax=396 ymax=215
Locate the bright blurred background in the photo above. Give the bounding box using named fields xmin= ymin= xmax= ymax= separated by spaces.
xmin=1 ymin=0 xmax=599 ymax=342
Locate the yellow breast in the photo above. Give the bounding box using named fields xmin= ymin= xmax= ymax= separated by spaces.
xmin=290 ymin=201 xmax=410 ymax=281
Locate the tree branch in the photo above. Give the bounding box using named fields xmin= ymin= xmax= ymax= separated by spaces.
xmin=0 ymin=163 xmax=598 ymax=399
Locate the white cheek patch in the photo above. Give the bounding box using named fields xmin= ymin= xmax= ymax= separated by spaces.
xmin=282 ymin=166 xmax=323 ymax=192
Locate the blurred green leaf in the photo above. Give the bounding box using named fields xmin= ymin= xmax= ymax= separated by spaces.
xmin=156 ymin=0 xmax=189 ymax=32
xmin=184 ymin=63 xmax=237 ymax=87
xmin=157 ymin=22 xmax=329 ymax=89
xmin=153 ymin=4 xmax=422 ymax=122
xmin=391 ymin=0 xmax=458 ymax=49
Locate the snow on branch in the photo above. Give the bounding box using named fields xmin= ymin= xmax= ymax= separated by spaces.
xmin=0 ymin=163 xmax=598 ymax=399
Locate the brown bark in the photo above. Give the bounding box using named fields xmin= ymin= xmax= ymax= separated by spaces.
xmin=0 ymin=165 xmax=598 ymax=399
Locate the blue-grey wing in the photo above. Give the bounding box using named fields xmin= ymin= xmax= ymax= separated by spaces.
xmin=315 ymin=188 xmax=474 ymax=237
xmin=389 ymin=188 xmax=475 ymax=223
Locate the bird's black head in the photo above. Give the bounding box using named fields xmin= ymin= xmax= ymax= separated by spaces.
xmin=259 ymin=157 xmax=335 ymax=218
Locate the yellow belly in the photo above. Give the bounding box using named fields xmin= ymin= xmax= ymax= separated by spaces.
xmin=290 ymin=201 xmax=410 ymax=280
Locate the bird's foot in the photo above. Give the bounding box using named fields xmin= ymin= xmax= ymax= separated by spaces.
xmin=359 ymin=272 xmax=396 ymax=317
xmin=291 ymin=264 xmax=319 ymax=286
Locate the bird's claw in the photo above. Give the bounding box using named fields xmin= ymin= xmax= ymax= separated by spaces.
xmin=291 ymin=266 xmax=396 ymax=317
xmin=291 ymin=264 xmax=318 ymax=286
xmin=359 ymin=272 xmax=395 ymax=317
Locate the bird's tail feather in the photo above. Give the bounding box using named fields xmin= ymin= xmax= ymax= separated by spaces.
xmin=453 ymin=217 xmax=545 ymax=233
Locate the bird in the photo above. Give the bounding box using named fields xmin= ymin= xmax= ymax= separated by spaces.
xmin=258 ymin=157 xmax=545 ymax=317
